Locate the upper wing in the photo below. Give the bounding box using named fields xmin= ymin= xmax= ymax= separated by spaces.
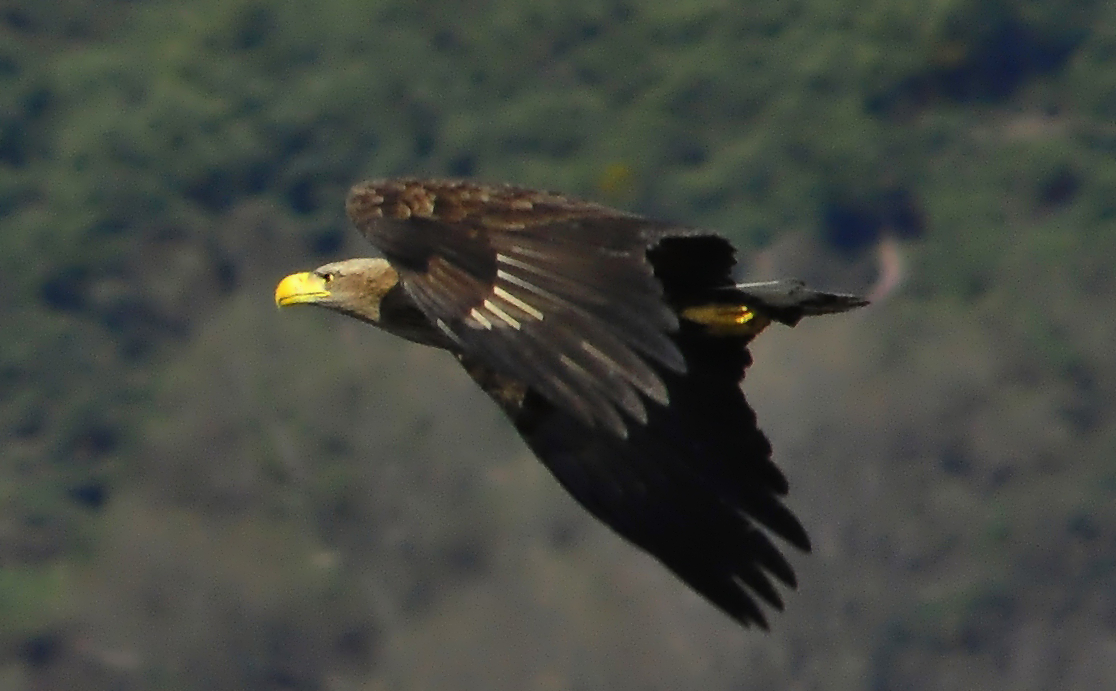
xmin=348 ymin=179 xmax=811 ymax=626
xmin=459 ymin=319 xmax=810 ymax=629
xmin=347 ymin=178 xmax=694 ymax=436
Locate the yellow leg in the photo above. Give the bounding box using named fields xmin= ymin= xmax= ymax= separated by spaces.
xmin=680 ymin=304 xmax=772 ymax=337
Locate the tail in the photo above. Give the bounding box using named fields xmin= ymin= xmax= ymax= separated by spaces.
xmin=727 ymin=280 xmax=869 ymax=326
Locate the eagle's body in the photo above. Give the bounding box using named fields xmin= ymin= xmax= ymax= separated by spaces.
xmin=276 ymin=178 xmax=867 ymax=628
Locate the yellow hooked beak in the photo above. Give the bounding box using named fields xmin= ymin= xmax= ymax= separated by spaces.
xmin=275 ymin=272 xmax=330 ymax=307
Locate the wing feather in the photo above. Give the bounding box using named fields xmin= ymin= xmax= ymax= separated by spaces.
xmin=348 ymin=179 xmax=687 ymax=435
xmin=471 ymin=321 xmax=807 ymax=628
xmin=343 ymin=178 xmax=819 ymax=628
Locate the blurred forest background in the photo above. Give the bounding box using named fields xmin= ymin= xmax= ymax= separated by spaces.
xmin=2 ymin=0 xmax=1115 ymax=689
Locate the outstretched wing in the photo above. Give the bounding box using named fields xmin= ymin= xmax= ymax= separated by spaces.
xmin=347 ymin=178 xmax=695 ymax=436
xmin=347 ymin=178 xmax=814 ymax=626
xmin=459 ymin=318 xmax=810 ymax=629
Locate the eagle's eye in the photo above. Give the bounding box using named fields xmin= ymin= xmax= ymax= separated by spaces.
xmin=321 ymin=272 xmax=335 ymax=283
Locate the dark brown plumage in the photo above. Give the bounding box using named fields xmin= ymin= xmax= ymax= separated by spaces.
xmin=276 ymin=178 xmax=868 ymax=628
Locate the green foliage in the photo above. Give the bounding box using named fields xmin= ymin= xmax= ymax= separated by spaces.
xmin=0 ymin=563 xmax=69 ymax=640
xmin=2 ymin=0 xmax=1116 ymax=688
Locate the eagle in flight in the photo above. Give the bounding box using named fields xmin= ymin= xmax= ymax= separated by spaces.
xmin=275 ymin=178 xmax=867 ymax=628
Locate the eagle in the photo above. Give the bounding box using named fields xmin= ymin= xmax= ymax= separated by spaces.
xmin=275 ymin=178 xmax=867 ymax=628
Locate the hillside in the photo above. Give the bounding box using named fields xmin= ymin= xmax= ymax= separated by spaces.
xmin=1 ymin=1 xmax=1114 ymax=689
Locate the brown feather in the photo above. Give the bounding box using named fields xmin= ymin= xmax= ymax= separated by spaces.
xmin=276 ymin=178 xmax=870 ymax=628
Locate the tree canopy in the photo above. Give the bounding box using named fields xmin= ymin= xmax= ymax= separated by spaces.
xmin=2 ymin=1 xmax=1115 ymax=689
